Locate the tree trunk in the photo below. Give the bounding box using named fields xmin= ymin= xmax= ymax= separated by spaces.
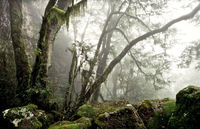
xmin=92 ymin=34 xmax=111 ymax=102
xmin=112 ymin=68 xmax=118 ymax=99
xmin=31 ymin=0 xmax=70 ymax=88
xmin=8 ymin=0 xmax=31 ymax=102
xmin=30 ymin=0 xmax=87 ymax=108
xmin=92 ymin=7 xmax=124 ymax=102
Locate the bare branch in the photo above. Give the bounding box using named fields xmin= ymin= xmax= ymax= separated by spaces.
xmin=129 ymin=52 xmax=146 ymax=75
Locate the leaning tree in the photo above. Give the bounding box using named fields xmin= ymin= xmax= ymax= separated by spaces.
xmin=62 ymin=0 xmax=200 ymax=117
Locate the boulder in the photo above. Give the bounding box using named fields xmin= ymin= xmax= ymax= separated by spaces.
xmin=168 ymin=86 xmax=200 ymax=129
xmin=77 ymin=101 xmax=146 ymax=129
xmin=2 ymin=104 xmax=52 ymax=129
xmin=137 ymin=98 xmax=176 ymax=129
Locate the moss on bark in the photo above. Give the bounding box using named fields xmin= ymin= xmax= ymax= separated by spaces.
xmin=8 ymin=0 xmax=31 ymax=104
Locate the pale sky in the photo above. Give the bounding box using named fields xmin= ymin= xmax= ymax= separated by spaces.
xmin=166 ymin=1 xmax=200 ymax=94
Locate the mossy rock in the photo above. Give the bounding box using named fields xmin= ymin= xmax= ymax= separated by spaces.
xmin=2 ymin=104 xmax=52 ymax=129
xmin=48 ymin=117 xmax=92 ymax=129
xmin=138 ymin=98 xmax=176 ymax=129
xmin=77 ymin=101 xmax=131 ymax=119
xmin=77 ymin=101 xmax=146 ymax=129
xmin=168 ymin=86 xmax=200 ymax=129
xmin=77 ymin=104 xmax=99 ymax=119
xmin=95 ymin=107 xmax=146 ymax=129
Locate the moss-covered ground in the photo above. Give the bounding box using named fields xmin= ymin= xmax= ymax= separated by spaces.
xmin=2 ymin=85 xmax=200 ymax=129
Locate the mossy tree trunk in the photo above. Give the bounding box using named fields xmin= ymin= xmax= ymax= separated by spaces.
xmin=6 ymin=0 xmax=87 ymax=108
xmin=31 ymin=0 xmax=87 ymax=108
xmin=31 ymin=0 xmax=86 ymax=89
xmin=31 ymin=0 xmax=57 ymax=89
xmin=8 ymin=0 xmax=31 ymax=103
xmin=30 ymin=0 xmax=69 ymax=108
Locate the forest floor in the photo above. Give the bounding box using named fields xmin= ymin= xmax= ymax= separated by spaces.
xmin=2 ymin=85 xmax=200 ymax=129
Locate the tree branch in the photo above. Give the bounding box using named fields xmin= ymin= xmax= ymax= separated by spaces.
xmin=129 ymin=52 xmax=146 ymax=75
xmin=82 ymin=3 xmax=200 ymax=103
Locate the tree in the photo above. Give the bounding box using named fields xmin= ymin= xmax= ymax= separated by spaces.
xmin=76 ymin=2 xmax=200 ymax=111
xmin=7 ymin=0 xmax=87 ymax=108
xmin=3 ymin=0 xmax=200 ymax=119
xmin=92 ymin=0 xmax=175 ymax=101
xmin=62 ymin=0 xmax=200 ymax=117
xmin=8 ymin=0 xmax=31 ymax=103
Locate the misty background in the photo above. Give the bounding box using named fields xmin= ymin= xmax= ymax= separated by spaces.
xmin=2 ymin=0 xmax=200 ymax=107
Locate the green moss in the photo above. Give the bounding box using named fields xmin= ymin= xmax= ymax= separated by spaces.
xmin=3 ymin=104 xmax=38 ymax=120
xmin=31 ymin=118 xmax=42 ymax=129
xmin=94 ymin=114 xmax=106 ymax=127
xmin=49 ymin=117 xmax=91 ymax=129
xmin=168 ymin=86 xmax=200 ymax=129
xmin=162 ymin=99 xmax=176 ymax=116
xmin=77 ymin=104 xmax=98 ymax=118
xmin=77 ymin=102 xmax=146 ymax=128
xmin=138 ymin=98 xmax=176 ymax=128
xmin=143 ymin=99 xmax=153 ymax=107
xmin=62 ymin=123 xmax=79 ymax=129
xmin=48 ymin=7 xmax=66 ymax=25
xmin=24 ymin=104 xmax=38 ymax=110
xmin=2 ymin=104 xmax=53 ymax=129
xmin=94 ymin=106 xmax=146 ymax=129
xmin=147 ymin=119 xmax=154 ymax=128
xmin=77 ymin=101 xmax=132 ymax=119
xmin=49 ymin=121 xmax=72 ymax=129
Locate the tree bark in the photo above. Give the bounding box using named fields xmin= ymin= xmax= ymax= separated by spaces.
xmin=8 ymin=0 xmax=31 ymax=101
xmin=30 ymin=0 xmax=87 ymax=108
xmin=31 ymin=0 xmax=85 ymax=88
xmin=31 ymin=0 xmax=71 ymax=88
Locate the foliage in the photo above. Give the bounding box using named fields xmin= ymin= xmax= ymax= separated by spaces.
xmin=179 ymin=41 xmax=200 ymax=69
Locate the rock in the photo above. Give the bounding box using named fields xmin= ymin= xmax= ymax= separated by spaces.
xmin=48 ymin=117 xmax=92 ymax=129
xmin=168 ymin=86 xmax=200 ymax=129
xmin=77 ymin=101 xmax=146 ymax=129
xmin=2 ymin=104 xmax=52 ymax=129
xmin=95 ymin=107 xmax=146 ymax=129
xmin=138 ymin=98 xmax=176 ymax=129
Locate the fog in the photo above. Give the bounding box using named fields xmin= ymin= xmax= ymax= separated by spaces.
xmin=6 ymin=0 xmax=200 ymax=104
xmin=36 ymin=1 xmax=199 ymax=102
xmin=1 ymin=1 xmax=200 ymax=128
